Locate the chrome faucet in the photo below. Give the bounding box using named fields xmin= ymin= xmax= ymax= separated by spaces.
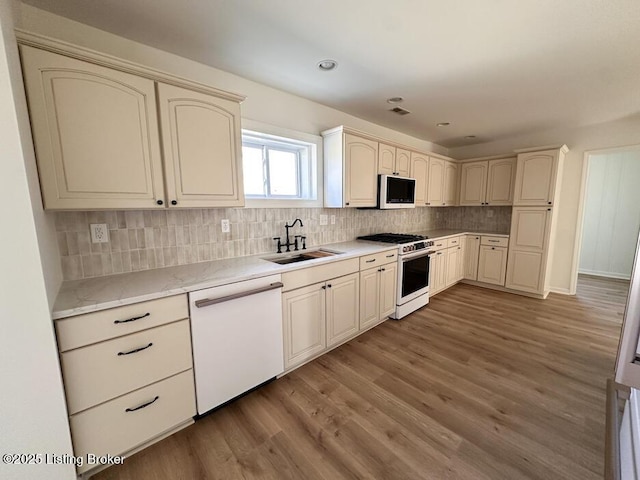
xmin=273 ymin=218 xmax=305 ymax=253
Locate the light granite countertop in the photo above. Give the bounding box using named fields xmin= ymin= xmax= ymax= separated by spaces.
xmin=52 ymin=230 xmax=510 ymax=320
xmin=52 ymin=241 xmax=398 ymax=320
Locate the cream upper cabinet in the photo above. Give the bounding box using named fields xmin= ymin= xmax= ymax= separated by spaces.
xmin=505 ymin=207 xmax=552 ymax=295
xmin=477 ymin=245 xmax=507 ymax=286
xmin=378 ymin=144 xmax=410 ymax=176
xmin=157 ymin=83 xmax=244 ymax=208
xmin=410 ymin=152 xmax=429 ymax=206
xmin=443 ymin=161 xmax=459 ymax=206
xmin=459 ymin=162 xmax=488 ymax=206
xmin=464 ymin=235 xmax=481 ymax=280
xmin=427 ymin=158 xmax=445 ymax=206
xmin=513 ymin=147 xmax=567 ymax=206
xmin=459 ymin=158 xmax=515 ymax=206
xmin=21 ymin=45 xmax=245 ymax=211
xmin=396 ymin=148 xmax=411 ymax=177
xmin=486 ymin=158 xmax=516 ymax=205
xmin=326 ymin=273 xmax=360 ymax=348
xmin=378 ymin=143 xmax=396 ymax=175
xmin=323 ymin=128 xmax=378 ymax=208
xmin=21 ymin=45 xmax=165 ymax=210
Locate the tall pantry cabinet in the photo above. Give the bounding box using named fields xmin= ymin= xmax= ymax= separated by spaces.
xmin=505 ymin=146 xmax=568 ymax=297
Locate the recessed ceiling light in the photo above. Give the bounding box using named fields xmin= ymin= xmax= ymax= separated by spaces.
xmin=465 ymin=135 xmax=477 ymax=139
xmin=317 ymin=59 xmax=338 ymax=71
xmin=386 ymin=97 xmax=404 ymax=104
xmin=436 ymin=122 xmax=451 ymax=127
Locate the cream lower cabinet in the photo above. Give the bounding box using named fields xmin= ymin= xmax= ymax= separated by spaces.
xmin=54 ymin=295 xmax=195 ymax=474
xmin=464 ymin=235 xmax=481 ymax=280
xmin=445 ymin=245 xmax=463 ymax=287
xmin=505 ymin=207 xmax=552 ymax=294
xmin=20 ymin=44 xmax=244 ymax=210
xmin=283 ymin=272 xmax=359 ymax=369
xmin=323 ymin=127 xmax=379 ymax=207
xmin=429 ymin=249 xmax=448 ymax=295
xmin=477 ymin=245 xmax=508 ymax=286
xmin=360 ymin=262 xmax=397 ymax=330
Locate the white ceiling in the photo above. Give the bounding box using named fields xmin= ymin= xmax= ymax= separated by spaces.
xmin=20 ymin=0 xmax=640 ymax=149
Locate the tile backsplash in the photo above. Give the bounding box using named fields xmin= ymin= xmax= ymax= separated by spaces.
xmin=441 ymin=206 xmax=512 ymax=233
xmin=56 ymin=208 xmax=446 ymax=280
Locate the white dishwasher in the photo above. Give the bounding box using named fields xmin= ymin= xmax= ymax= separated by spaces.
xmin=189 ymin=274 xmax=284 ymax=415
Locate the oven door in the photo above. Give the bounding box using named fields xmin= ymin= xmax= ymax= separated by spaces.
xmin=397 ymin=250 xmax=432 ymax=305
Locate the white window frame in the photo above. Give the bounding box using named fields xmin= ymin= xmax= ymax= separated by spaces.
xmin=241 ymin=119 xmax=323 ymax=208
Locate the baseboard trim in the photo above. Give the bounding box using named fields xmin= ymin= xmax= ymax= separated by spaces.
xmin=578 ymin=269 xmax=631 ymax=281
xmin=548 ymin=287 xmax=573 ymax=295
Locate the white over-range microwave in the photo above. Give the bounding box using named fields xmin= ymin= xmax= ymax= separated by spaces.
xmin=378 ymin=175 xmax=416 ymax=209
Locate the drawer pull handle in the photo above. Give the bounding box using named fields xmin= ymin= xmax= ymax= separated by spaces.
xmin=114 ymin=312 xmax=150 ymax=324
xmin=385 ymin=254 xmax=395 ymax=258
xmin=118 ymin=343 xmax=153 ymax=356
xmin=125 ymin=395 xmax=159 ymax=413
xmin=195 ymin=282 xmax=283 ymax=308
xmin=366 ymin=259 xmax=376 ymax=263
xmin=488 ymin=239 xmax=499 ymax=243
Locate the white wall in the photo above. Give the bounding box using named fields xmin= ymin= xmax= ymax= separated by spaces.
xmin=0 ymin=1 xmax=74 ymax=479
xmin=16 ymin=4 xmax=448 ymax=157
xmin=451 ymin=115 xmax=640 ymax=294
xmin=579 ymin=148 xmax=640 ymax=279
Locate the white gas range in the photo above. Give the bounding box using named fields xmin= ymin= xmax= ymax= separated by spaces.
xmin=357 ymin=233 xmax=435 ymax=319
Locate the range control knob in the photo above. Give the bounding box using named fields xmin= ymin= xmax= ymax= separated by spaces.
xmin=402 ymin=246 xmax=408 ymax=253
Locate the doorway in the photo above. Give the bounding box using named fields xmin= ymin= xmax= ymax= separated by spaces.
xmin=576 ymin=145 xmax=640 ymax=294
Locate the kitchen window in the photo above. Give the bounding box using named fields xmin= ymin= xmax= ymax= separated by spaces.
xmin=241 ymin=122 xmax=321 ymax=207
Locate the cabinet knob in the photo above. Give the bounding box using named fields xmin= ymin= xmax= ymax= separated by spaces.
xmin=327 ymin=284 xmax=332 ymax=288
xmin=171 ymin=200 xmax=178 ymax=205
xmin=381 ymin=268 xmax=385 ymax=272
xmin=491 ymin=247 xmax=495 ymax=250
xmin=345 ymin=202 xmax=350 ymax=206
xmin=442 ymin=203 xmax=445 ymax=205
xmin=321 ymin=285 xmax=326 ymax=290
xmin=547 ymin=208 xmax=551 ymax=211
xmin=156 ymin=200 xmax=164 ymax=205
xmin=426 ymin=202 xmax=430 ymax=205
xmin=548 ymin=201 xmax=552 ymax=205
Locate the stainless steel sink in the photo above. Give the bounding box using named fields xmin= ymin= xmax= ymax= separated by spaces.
xmin=264 ymin=249 xmax=341 ymax=265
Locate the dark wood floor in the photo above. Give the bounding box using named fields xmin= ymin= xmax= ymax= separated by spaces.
xmin=95 ymin=275 xmax=629 ymax=480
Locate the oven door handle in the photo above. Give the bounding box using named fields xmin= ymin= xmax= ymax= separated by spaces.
xmin=401 ymin=250 xmax=435 ymax=260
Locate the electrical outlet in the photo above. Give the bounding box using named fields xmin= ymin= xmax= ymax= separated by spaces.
xmin=221 ymin=219 xmax=230 ymax=233
xmin=319 ymin=214 xmax=328 ymax=226
xmin=487 ymin=210 xmax=494 ymax=218
xmin=330 ymin=215 xmax=336 ymax=225
xmin=90 ymin=224 xmax=109 ymax=243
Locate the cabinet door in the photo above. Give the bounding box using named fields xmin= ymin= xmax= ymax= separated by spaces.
xmin=477 ymin=246 xmax=507 ymax=286
xmin=456 ymin=240 xmax=465 ymax=282
xmin=443 ymin=161 xmax=459 ymax=206
xmin=445 ymin=247 xmax=461 ymax=287
xmin=410 ymin=152 xmax=429 ymax=206
xmin=21 ymin=46 xmax=165 ymax=210
xmin=378 ymin=143 xmax=395 ymax=175
xmin=283 ymin=283 xmax=326 ymax=369
xmin=378 ymin=262 xmax=398 ymax=320
xmin=513 ymin=152 xmax=558 ymax=206
xmin=157 ymin=83 xmax=243 ymax=208
xmin=509 ymin=208 xmax=551 ymax=251
xmin=430 ymin=250 xmax=447 ymax=294
xmin=505 ymin=250 xmax=545 ymax=293
xmin=459 ymin=161 xmax=487 ymax=206
xmin=359 ymin=268 xmax=380 ymax=330
xmin=427 ymin=158 xmax=445 ymax=206
xmin=464 ymin=235 xmax=480 ymax=280
xmin=486 ymin=158 xmax=516 ymax=205
xmin=344 ymin=134 xmax=378 ymax=207
xmin=396 ymin=148 xmax=411 ymax=177
xmin=326 ymin=273 xmax=360 ymax=348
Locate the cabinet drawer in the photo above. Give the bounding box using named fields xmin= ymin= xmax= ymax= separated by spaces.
xmin=62 ymin=320 xmax=193 ymax=415
xmin=432 ymin=238 xmax=448 ymax=251
xmin=359 ymin=250 xmax=398 ymax=269
xmin=282 ymin=258 xmax=359 ymax=292
xmin=481 ymin=236 xmax=509 ymax=248
xmin=56 ymin=294 xmax=188 ymax=352
xmin=447 ymin=236 xmax=461 ymax=248
xmin=70 ymin=370 xmax=196 ymax=473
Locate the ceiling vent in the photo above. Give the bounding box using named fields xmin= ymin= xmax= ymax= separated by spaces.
xmin=389 ymin=106 xmax=411 ymax=116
